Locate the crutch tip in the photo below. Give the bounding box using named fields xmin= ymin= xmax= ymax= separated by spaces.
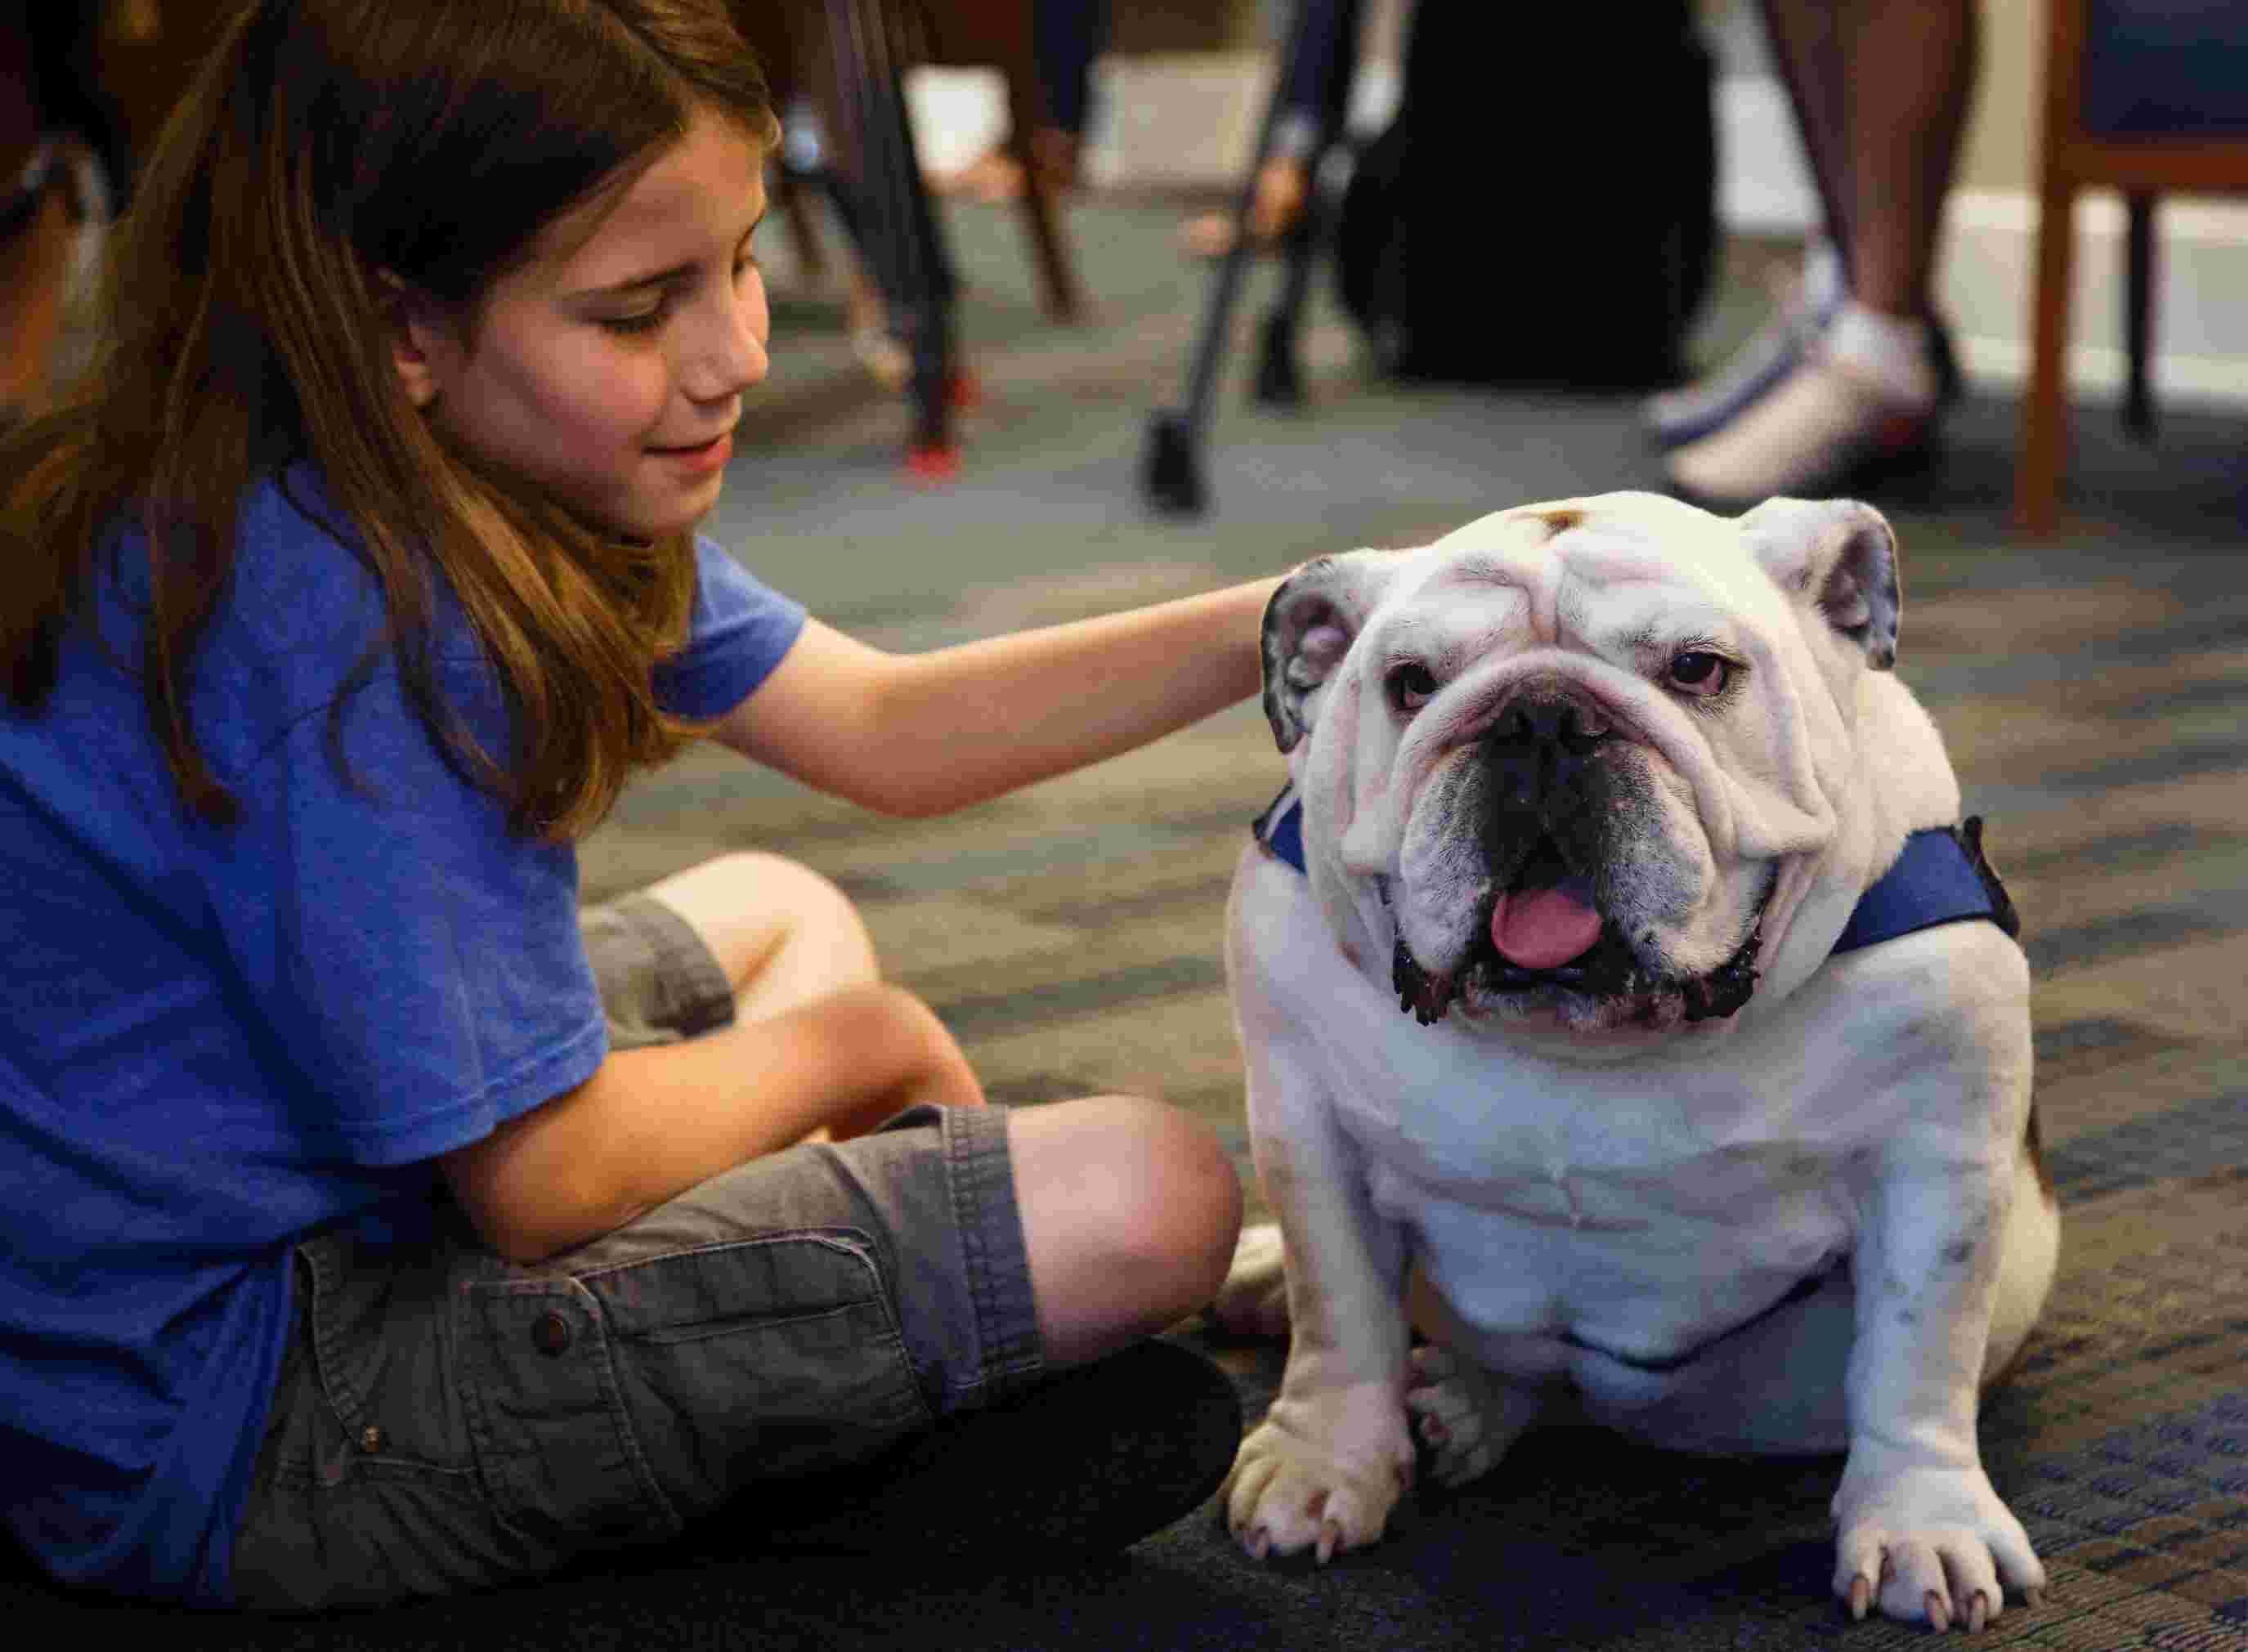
xmin=1140 ymin=409 xmax=1207 ymax=517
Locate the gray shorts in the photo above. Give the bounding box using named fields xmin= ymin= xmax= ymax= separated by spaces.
xmin=230 ymin=893 xmax=1044 ymax=1612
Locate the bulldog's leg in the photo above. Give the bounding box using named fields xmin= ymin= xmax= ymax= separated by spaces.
xmin=1829 ymin=1135 xmax=2055 ymax=1632
xmin=1225 ymin=1245 xmax=1563 ymax=1493
xmin=1223 ymin=1140 xmax=1416 ymax=1561
xmin=1221 ymin=1036 xmax=1416 ymax=1560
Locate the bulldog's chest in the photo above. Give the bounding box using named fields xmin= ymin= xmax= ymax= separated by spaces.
xmin=1306 ymin=992 xmax=1866 ymax=1350
xmin=1345 ymin=1047 xmax=1860 ymax=1248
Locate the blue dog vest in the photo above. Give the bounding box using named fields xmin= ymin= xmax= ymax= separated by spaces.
xmin=1252 ymin=790 xmax=2019 ymax=953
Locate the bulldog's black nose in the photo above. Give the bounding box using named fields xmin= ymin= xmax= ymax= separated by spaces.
xmin=1486 ymin=692 xmax=1612 ymax=807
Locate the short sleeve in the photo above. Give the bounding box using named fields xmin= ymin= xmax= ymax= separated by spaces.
xmin=652 ymin=537 xmax=808 ymax=720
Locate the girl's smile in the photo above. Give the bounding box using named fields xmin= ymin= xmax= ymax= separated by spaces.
xmin=647 ymin=432 xmax=734 ymax=473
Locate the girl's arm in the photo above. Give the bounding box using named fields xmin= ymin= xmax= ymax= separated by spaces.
xmin=711 ymin=576 xmax=1283 ymax=817
xmin=441 ymin=980 xmax=980 ymax=1263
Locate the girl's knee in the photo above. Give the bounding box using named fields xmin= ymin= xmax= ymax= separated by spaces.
xmin=1116 ymin=1098 xmax=1243 ymax=1290
xmin=649 ymin=851 xmax=877 ymax=1003
xmin=660 ymin=849 xmax=858 ymax=929
xmin=1012 ymin=1096 xmax=1243 ymax=1363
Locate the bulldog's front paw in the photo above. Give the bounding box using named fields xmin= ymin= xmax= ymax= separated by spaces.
xmin=1831 ymin=1462 xmax=2047 ymax=1631
xmin=1225 ymin=1383 xmax=1414 ymax=1564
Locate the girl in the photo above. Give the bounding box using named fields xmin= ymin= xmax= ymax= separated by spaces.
xmin=0 ymin=0 xmax=1268 ymax=1610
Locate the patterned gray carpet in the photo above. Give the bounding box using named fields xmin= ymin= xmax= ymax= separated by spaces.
xmin=11 ymin=195 xmax=2247 ymax=1648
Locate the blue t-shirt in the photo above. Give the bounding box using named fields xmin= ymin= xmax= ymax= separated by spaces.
xmin=0 ymin=463 xmax=805 ymax=1603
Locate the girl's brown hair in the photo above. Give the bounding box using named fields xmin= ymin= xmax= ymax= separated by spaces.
xmin=0 ymin=0 xmax=781 ymax=839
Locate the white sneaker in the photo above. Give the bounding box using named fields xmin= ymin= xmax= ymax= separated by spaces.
xmin=1664 ymin=302 xmax=1940 ymax=509
xmin=1642 ymin=241 xmax=1846 ymax=450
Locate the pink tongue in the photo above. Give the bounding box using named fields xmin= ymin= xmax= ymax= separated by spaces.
xmin=1490 ymin=884 xmax=1604 ymax=969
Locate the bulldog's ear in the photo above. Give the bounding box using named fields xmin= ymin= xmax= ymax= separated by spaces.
xmin=1737 ymin=497 xmax=1901 ymax=670
xmin=1261 ymin=552 xmax=1395 ymax=752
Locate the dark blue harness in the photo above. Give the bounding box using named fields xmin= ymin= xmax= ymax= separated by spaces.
xmin=1252 ymin=790 xmax=2018 ymax=952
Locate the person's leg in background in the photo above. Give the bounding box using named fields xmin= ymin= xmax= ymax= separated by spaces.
xmin=1179 ymin=0 xmax=1359 ymax=259
xmin=1660 ymin=0 xmax=1977 ymax=506
xmin=1036 ymin=0 xmax=1108 ymax=167
xmin=1759 ymin=0 xmax=1856 ymax=259
xmin=1843 ymin=0 xmax=1977 ymax=329
xmin=1642 ymin=0 xmax=1850 ymax=449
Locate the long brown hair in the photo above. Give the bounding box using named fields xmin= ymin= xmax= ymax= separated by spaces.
xmin=0 ymin=0 xmax=781 ymax=839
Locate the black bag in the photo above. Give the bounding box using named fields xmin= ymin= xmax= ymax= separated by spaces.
xmin=1333 ymin=1 xmax=1717 ymax=389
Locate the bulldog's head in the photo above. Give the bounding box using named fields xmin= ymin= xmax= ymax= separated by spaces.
xmin=1261 ymin=492 xmax=1906 ymax=1038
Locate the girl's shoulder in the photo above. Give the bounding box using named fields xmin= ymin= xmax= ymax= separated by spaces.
xmin=92 ymin=460 xmax=393 ymax=664
xmin=78 ymin=462 xmax=484 ymax=775
xmin=227 ymin=461 xmax=393 ymax=655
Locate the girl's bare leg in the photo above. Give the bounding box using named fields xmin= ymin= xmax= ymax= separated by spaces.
xmin=1010 ymin=1095 xmax=1243 ymax=1368
xmin=641 ymin=853 xmax=1243 ymax=1367
xmin=644 ymin=850 xmax=881 ymax=1021
xmin=643 ymin=850 xmax=965 ymax=1141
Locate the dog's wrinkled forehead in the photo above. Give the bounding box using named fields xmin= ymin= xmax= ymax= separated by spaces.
xmin=1391 ymin=493 xmax=1771 ymax=642
xmin=1260 ymin=491 xmax=1899 ymax=754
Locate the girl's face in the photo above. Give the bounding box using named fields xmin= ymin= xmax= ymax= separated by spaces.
xmin=394 ymin=108 xmax=770 ymax=539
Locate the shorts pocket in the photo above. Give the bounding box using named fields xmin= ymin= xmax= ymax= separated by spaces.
xmin=296 ymin=1229 xmax=479 ymax=1480
xmin=582 ymin=1229 xmax=934 ymax=1519
xmin=454 ymin=1274 xmax=677 ymax=1546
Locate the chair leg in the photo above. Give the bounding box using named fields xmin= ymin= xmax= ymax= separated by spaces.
xmin=1005 ymin=72 xmax=1081 ymax=322
xmin=2121 ymin=191 xmax=2156 ymax=440
xmin=2015 ymin=173 xmax=2078 ymax=536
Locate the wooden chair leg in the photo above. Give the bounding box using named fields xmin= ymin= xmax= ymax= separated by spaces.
xmin=1005 ymin=71 xmax=1081 ymax=322
xmin=2016 ymin=172 xmax=2079 ymax=535
xmin=2121 ymin=190 xmax=2156 ymax=440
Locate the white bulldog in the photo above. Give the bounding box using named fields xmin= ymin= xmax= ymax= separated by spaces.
xmin=1216 ymin=492 xmax=2058 ymax=1632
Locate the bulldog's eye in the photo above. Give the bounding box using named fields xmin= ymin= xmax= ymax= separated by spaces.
xmin=1389 ymin=662 xmax=1440 ymax=713
xmin=1665 ymin=651 xmax=1731 ymax=698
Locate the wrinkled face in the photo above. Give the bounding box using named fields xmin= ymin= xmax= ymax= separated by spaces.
xmin=393 ymin=107 xmax=771 ymax=539
xmin=1264 ymin=492 xmax=1901 ymax=1040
